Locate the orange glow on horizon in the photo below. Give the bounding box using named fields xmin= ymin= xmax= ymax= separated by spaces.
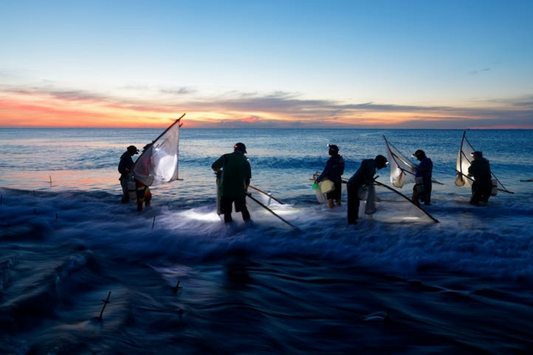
xmin=0 ymin=92 xmax=182 ymax=128
xmin=1 ymin=91 xmax=531 ymax=129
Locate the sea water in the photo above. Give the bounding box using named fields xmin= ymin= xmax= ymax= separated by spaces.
xmin=1 ymin=128 xmax=533 ymax=354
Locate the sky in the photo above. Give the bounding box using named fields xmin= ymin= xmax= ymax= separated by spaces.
xmin=1 ymin=0 xmax=532 ymax=129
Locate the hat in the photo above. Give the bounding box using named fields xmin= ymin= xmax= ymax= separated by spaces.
xmin=328 ymin=144 xmax=339 ymax=153
xmin=234 ymin=142 xmax=247 ymax=154
xmin=375 ymin=154 xmax=388 ymax=168
xmin=413 ymin=149 xmax=426 ymax=158
xmin=471 ymin=151 xmax=483 ymax=158
xmin=127 ymin=145 xmax=139 ymax=154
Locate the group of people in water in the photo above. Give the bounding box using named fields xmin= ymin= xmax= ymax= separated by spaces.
xmin=118 ymin=141 xmax=493 ymax=224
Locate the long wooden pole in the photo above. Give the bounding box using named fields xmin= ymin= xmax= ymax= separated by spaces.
xmin=249 ymin=185 xmax=284 ymax=204
xmin=373 ymin=180 xmax=439 ymax=223
xmin=246 ymin=194 xmax=299 ymax=230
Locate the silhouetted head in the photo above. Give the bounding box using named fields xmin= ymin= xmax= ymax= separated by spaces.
xmin=328 ymin=144 xmax=339 ymax=155
xmin=471 ymin=151 xmax=483 ymax=159
xmin=413 ymin=149 xmax=426 ymax=160
xmin=375 ymin=155 xmax=388 ymax=169
xmin=127 ymin=145 xmax=139 ymax=155
xmin=234 ymin=142 xmax=247 ymax=154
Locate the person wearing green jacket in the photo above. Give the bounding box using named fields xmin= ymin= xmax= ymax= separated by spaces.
xmin=212 ymin=143 xmax=252 ymax=223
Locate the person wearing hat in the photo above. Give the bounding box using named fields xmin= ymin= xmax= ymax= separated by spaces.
xmin=212 ymin=142 xmax=252 ymax=223
xmin=118 ymin=145 xmax=139 ymax=203
xmin=411 ymin=149 xmax=433 ymax=206
xmin=468 ymin=151 xmax=492 ymax=205
xmin=133 ymin=143 xmax=153 ymax=212
xmin=347 ymin=155 xmax=388 ymax=225
xmin=315 ymin=144 xmax=345 ymax=208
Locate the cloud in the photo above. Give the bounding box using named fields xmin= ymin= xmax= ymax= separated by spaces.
xmin=122 ymin=83 xmax=197 ymax=96
xmin=1 ymin=83 xmax=532 ymax=129
xmin=469 ymin=67 xmax=491 ymax=75
xmin=159 ymin=87 xmax=196 ymax=95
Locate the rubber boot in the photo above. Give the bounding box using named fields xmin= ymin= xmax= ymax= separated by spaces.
xmin=328 ymin=199 xmax=334 ymax=208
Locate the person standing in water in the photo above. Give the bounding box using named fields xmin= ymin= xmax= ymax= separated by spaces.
xmin=411 ymin=149 xmax=433 ymax=206
xmin=346 ymin=155 xmax=388 ymax=225
xmin=212 ymin=143 xmax=252 ymax=223
xmin=315 ymin=144 xmax=345 ymax=208
xmin=133 ymin=143 xmax=153 ymax=212
xmin=118 ymin=145 xmax=138 ymax=203
xmin=468 ymin=151 xmax=492 ymax=205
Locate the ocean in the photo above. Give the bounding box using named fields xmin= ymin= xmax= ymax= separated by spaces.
xmin=1 ymin=128 xmax=533 ymax=354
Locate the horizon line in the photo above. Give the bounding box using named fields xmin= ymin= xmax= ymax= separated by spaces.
xmin=1 ymin=126 xmax=532 ymax=130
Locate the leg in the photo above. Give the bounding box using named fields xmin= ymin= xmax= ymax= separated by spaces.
xmin=412 ymin=186 xmax=420 ymax=206
xmin=235 ymin=198 xmax=251 ymax=222
xmin=470 ymin=181 xmax=481 ymax=205
xmin=136 ymin=184 xmax=146 ymax=212
xmin=120 ymin=178 xmax=129 ymax=203
xmin=221 ymin=198 xmax=233 ymax=223
xmin=424 ymin=184 xmax=432 ymax=205
xmin=333 ymin=182 xmax=342 ymax=206
xmin=241 ymin=207 xmax=251 ymax=222
xmin=145 ymin=189 xmax=151 ymax=207
xmin=224 ymin=212 xmax=233 ymax=223
xmin=347 ymin=184 xmax=360 ymax=224
xmin=328 ymin=183 xmax=342 ymax=207
xmin=480 ymin=182 xmax=492 ymax=203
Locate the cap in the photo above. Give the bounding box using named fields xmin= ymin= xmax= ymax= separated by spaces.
xmin=234 ymin=142 xmax=247 ymax=154
xmin=471 ymin=151 xmax=483 ymax=158
xmin=127 ymin=145 xmax=139 ymax=154
xmin=413 ymin=149 xmax=426 ymax=158
xmin=328 ymin=144 xmax=339 ymax=153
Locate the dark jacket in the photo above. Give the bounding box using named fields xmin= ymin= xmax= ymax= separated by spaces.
xmin=118 ymin=152 xmax=134 ymax=178
xmin=416 ymin=157 xmax=433 ymax=185
xmin=317 ymin=154 xmax=345 ymax=183
xmin=212 ymin=151 xmax=252 ymax=199
xmin=468 ymin=157 xmax=492 ymax=185
xmin=348 ymin=159 xmax=376 ymax=187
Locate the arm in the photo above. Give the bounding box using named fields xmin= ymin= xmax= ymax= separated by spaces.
xmin=212 ymin=155 xmax=224 ymax=172
xmin=316 ymin=159 xmax=332 ymax=182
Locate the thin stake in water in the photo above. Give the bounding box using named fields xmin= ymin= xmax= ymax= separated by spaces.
xmin=172 ymin=280 xmax=182 ymax=293
xmin=49 ymin=175 xmax=52 ymax=186
xmin=98 ymin=291 xmax=112 ymax=322
xmin=152 ymin=216 xmax=156 ymax=230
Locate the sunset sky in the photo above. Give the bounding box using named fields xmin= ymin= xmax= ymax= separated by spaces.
xmin=1 ymin=0 xmax=532 ymax=129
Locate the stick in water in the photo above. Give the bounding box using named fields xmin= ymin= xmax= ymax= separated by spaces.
xmin=98 ymin=291 xmax=112 ymax=322
xmin=246 ymin=193 xmax=300 ymax=230
xmin=172 ymin=280 xmax=182 ymax=293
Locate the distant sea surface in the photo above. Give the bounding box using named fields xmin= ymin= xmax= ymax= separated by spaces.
xmin=1 ymin=128 xmax=533 ymax=354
